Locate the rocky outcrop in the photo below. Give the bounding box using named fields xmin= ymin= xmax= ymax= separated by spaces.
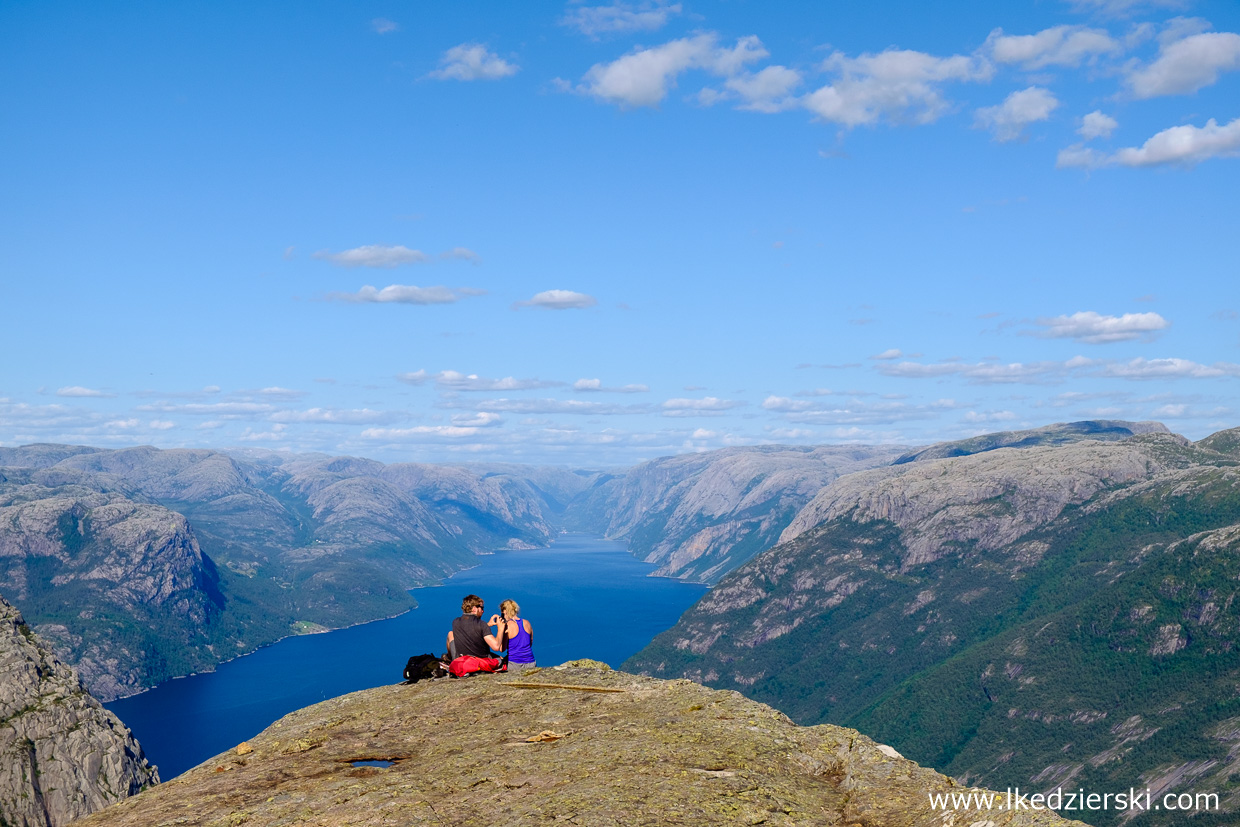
xmin=571 ymin=445 xmax=904 ymax=583
xmin=0 ymin=594 xmax=157 ymax=827
xmin=74 ymin=662 xmax=1080 ymax=827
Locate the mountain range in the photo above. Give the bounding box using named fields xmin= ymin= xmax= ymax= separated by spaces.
xmin=626 ymin=423 xmax=1240 ymax=826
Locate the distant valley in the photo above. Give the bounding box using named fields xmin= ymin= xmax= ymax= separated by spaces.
xmin=0 ymin=441 xmax=893 ymax=699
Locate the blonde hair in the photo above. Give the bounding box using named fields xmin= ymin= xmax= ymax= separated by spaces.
xmin=500 ymin=599 xmax=520 ymax=618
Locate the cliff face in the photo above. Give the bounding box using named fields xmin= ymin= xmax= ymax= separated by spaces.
xmin=0 ymin=594 xmax=157 ymax=827
xmin=74 ymin=661 xmax=1081 ymax=827
xmin=568 ymin=445 xmax=905 ymax=583
xmin=627 ymin=427 xmax=1240 ymax=826
xmin=0 ymin=481 xmax=223 ymax=700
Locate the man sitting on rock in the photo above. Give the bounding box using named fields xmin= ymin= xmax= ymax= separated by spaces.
xmin=446 ymin=594 xmax=505 ymax=674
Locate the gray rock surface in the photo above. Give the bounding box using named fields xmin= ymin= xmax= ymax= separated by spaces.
xmin=74 ymin=661 xmax=1080 ymax=827
xmin=0 ymin=594 xmax=157 ymax=827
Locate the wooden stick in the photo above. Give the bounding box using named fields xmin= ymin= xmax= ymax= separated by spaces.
xmin=500 ymin=682 xmax=627 ymax=693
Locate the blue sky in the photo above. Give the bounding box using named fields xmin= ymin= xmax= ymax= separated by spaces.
xmin=2 ymin=0 xmax=1238 ymax=466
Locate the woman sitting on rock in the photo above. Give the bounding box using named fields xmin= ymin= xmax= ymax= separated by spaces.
xmin=491 ymin=599 xmax=536 ymax=671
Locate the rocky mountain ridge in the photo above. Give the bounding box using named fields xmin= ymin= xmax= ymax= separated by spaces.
xmin=0 ymin=594 xmax=157 ymax=827
xmin=627 ymin=425 xmax=1240 ymax=826
xmin=73 ymin=661 xmax=1081 ymax=827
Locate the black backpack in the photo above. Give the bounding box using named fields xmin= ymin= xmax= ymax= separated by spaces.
xmin=403 ymin=653 xmax=448 ymax=684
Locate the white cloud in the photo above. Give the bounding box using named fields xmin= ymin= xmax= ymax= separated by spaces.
xmin=314 ymin=245 xmax=428 ymax=268
xmin=328 ymin=284 xmax=485 ymax=305
xmin=435 ymin=371 xmax=564 ymax=392
xmin=429 ymin=44 xmax=519 ymax=81
xmin=440 ymin=247 xmax=481 ymax=262
xmin=105 ymin=418 xmax=139 ymax=429
xmin=803 ymin=49 xmax=992 ymax=127
xmin=1127 ymin=31 xmax=1240 ymax=98
xmin=661 ymin=397 xmax=746 ymax=416
xmin=870 ymin=348 xmax=904 ymax=360
xmin=576 ymin=34 xmax=767 ymax=107
xmin=514 ymin=289 xmax=598 ymax=310
xmin=962 ymin=410 xmax=1018 ymax=423
xmin=148 ymin=420 xmax=176 ymax=430
xmin=723 ymin=65 xmax=802 ymax=112
xmin=1033 ymin=311 xmax=1169 ymax=343
xmin=1079 ymin=110 xmax=1119 ymax=139
xmin=450 ymin=411 xmax=503 ymax=427
xmin=878 ymin=360 xmax=1074 ymax=384
xmin=1103 ymin=358 xmax=1240 ymax=379
xmin=1152 ymin=403 xmax=1188 ymax=416
xmin=986 ymin=25 xmax=1121 ymax=69
xmin=573 ymin=378 xmax=649 ymax=393
xmin=362 ymin=425 xmax=485 ymax=440
xmin=445 ymin=398 xmax=654 ymax=415
xmin=269 ymin=408 xmax=401 ymax=424
xmin=135 ymin=402 xmax=277 ymax=416
xmin=1060 ymin=117 xmax=1240 ymax=168
xmin=258 ymin=386 xmax=306 ymax=398
xmin=562 ymin=2 xmax=681 ymax=38
xmin=56 ymin=386 xmax=115 ymax=398
xmin=371 ymin=18 xmax=399 ymax=34
xmin=975 ymin=86 xmax=1059 ymax=142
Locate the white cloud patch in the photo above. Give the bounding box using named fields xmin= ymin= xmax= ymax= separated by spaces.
xmin=576 ymin=33 xmax=768 ymax=107
xmin=1033 ymin=311 xmax=1169 ymax=343
xmin=270 ymin=408 xmax=401 ymax=424
xmin=1059 ymin=117 xmax=1240 ymax=168
xmin=803 ymin=49 xmax=992 ymax=127
xmin=371 ymin=18 xmax=399 ymax=34
xmin=514 ymin=289 xmax=598 ymax=310
xmin=1127 ymin=31 xmax=1240 ymax=98
xmin=1103 ymin=358 xmax=1240 ymax=379
xmin=661 ymin=397 xmax=746 ymax=416
xmin=135 ymin=402 xmax=278 ymax=416
xmin=314 ymin=245 xmax=428 ymax=268
xmin=429 ymin=44 xmax=518 ymax=81
xmin=148 ymin=420 xmax=176 ymax=430
xmin=986 ymin=25 xmax=1122 ymax=69
xmin=361 ymin=425 xmax=484 ymax=440
xmin=723 ymin=65 xmax=803 ymax=112
xmin=56 ymin=386 xmax=115 ymax=398
xmin=562 ymin=2 xmax=682 ymax=38
xmin=1079 ymin=110 xmax=1119 ymax=139
xmin=574 ymin=378 xmax=650 ymax=393
xmin=975 ymin=86 xmax=1059 ymax=142
xmin=328 ymin=284 xmax=485 ymax=305
xmin=443 ymin=398 xmax=654 ymax=415
xmin=435 ymin=371 xmax=564 ymax=392
xmin=440 ymin=247 xmax=481 ymax=263
xmin=450 ymin=411 xmax=504 ymax=427
xmin=870 ymin=349 xmax=904 ymax=360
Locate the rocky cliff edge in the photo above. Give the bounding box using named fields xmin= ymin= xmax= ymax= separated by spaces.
xmin=78 ymin=661 xmax=1082 ymax=827
xmin=0 ymin=595 xmax=157 ymax=827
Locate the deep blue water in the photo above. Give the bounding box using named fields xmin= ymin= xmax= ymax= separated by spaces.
xmin=105 ymin=534 xmax=707 ymax=779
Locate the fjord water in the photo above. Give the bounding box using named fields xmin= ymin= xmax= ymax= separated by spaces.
xmin=106 ymin=534 xmax=706 ymax=779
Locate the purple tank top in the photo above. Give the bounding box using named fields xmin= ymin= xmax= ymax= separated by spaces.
xmin=507 ymin=617 xmax=535 ymax=663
